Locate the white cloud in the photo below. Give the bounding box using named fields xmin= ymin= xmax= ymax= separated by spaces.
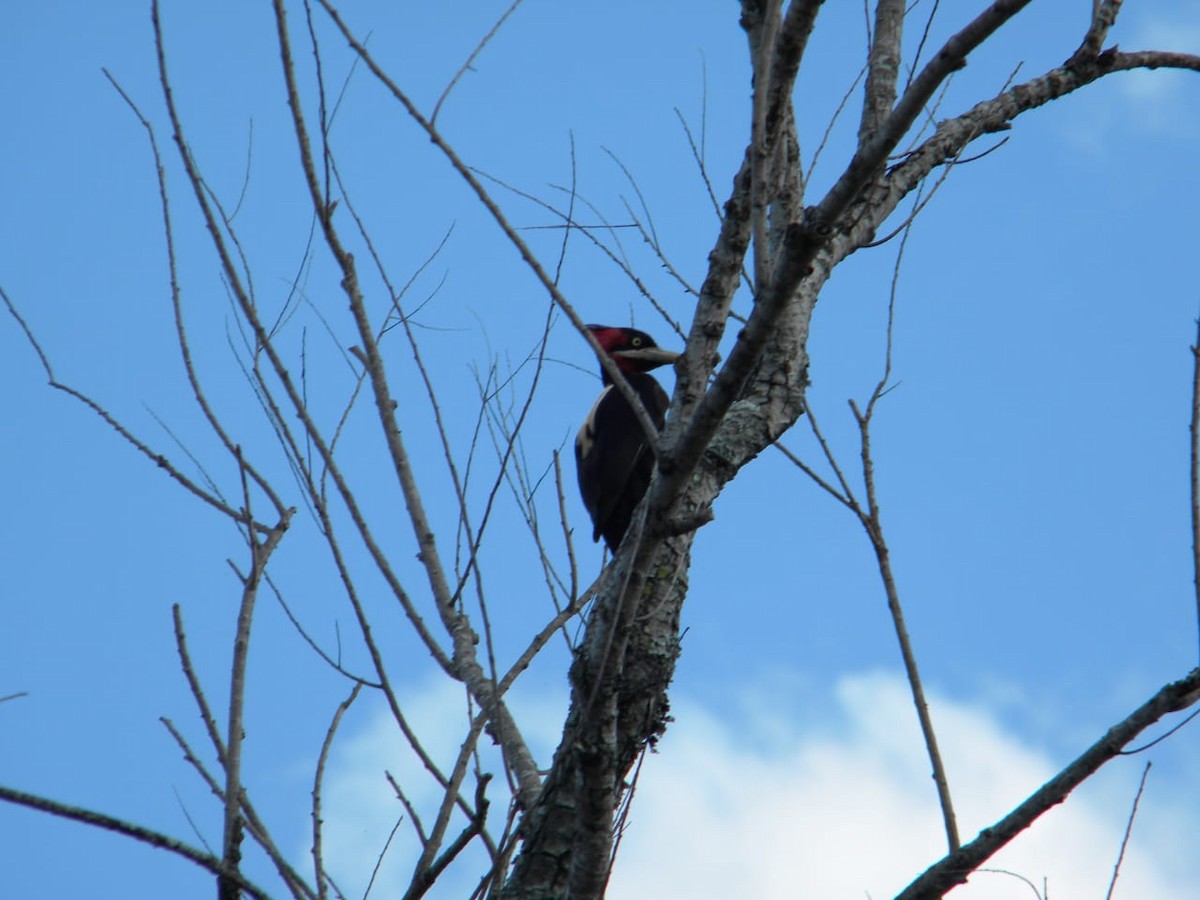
xmin=1056 ymin=9 xmax=1200 ymax=150
xmin=608 ymin=673 xmax=1197 ymax=899
xmin=315 ymin=672 xmax=1199 ymax=899
xmin=1112 ymin=11 xmax=1200 ymax=134
xmin=1135 ymin=14 xmax=1200 ymax=55
xmin=315 ymin=678 xmax=566 ymax=899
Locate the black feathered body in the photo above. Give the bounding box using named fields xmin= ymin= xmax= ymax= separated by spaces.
xmin=575 ymin=372 xmax=670 ymax=551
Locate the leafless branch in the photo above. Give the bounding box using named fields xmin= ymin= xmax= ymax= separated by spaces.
xmin=431 ymin=0 xmax=524 ymax=125
xmin=0 ymin=786 xmax=272 ymax=900
xmin=673 ymin=106 xmax=722 ymax=220
xmin=404 ymin=774 xmax=493 ymax=900
xmin=313 ymin=684 xmax=361 ymax=900
xmin=478 ymin=166 xmax=685 ymax=335
xmin=102 ymin=68 xmax=289 ymax=523
xmin=313 ymin=0 xmax=666 ymax=462
xmin=221 ymin=465 xmax=293 ymax=899
xmin=1191 ymin=314 xmax=1200 ymax=661
xmin=172 ymin=605 xmax=229 ymax=766
xmin=1105 ymin=761 xmax=1151 ymax=900
xmin=162 ymin=716 xmax=315 ymax=897
xmin=1073 ymin=0 xmax=1124 ymax=64
xmin=264 ymin=573 xmax=379 ymax=686
xmin=365 ymin=814 xmax=407 ymax=899
xmin=851 ymin=393 xmax=959 ymax=853
xmin=895 ymin=668 xmax=1200 ymax=900
xmin=154 ymin=0 xmax=458 ymax=694
xmin=1 ymin=287 xmax=268 ymax=531
xmin=859 ymin=0 xmax=904 ymax=144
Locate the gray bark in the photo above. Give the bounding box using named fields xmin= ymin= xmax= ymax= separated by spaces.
xmin=501 ymin=2 xmax=1200 ymax=897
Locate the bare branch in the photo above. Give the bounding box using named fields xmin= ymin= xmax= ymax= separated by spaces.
xmin=264 ymin=573 xmax=379 ymax=686
xmin=103 ymin=68 xmax=288 ymax=521
xmin=883 ymin=49 xmax=1200 ymax=236
xmin=667 ymin=2 xmax=1037 ymax=487
xmin=313 ymin=684 xmax=361 ymax=900
xmin=673 ymin=106 xmax=723 ymax=221
xmin=160 ymin=718 xmax=317 ymax=900
xmin=851 ymin=396 xmax=959 ymax=853
xmin=0 ymin=785 xmax=272 ymax=900
xmin=821 ymin=1 xmax=1034 ymax=223
xmin=387 ymin=772 xmax=428 ymax=847
xmin=1105 ymin=761 xmax=1151 ymax=900
xmin=411 ymin=709 xmax=492 ymax=883
xmin=1191 ymin=315 xmax=1200 ymax=661
xmin=314 ymin=0 xmax=666 ymax=460
xmin=404 ymin=774 xmax=492 ymax=900
xmin=222 ymin=473 xmax=292 ymax=899
xmin=859 ymin=0 xmax=905 ymax=144
xmin=895 ymin=668 xmax=1200 ymax=900
xmin=432 ymin=0 xmax=524 ymax=125
xmin=1 ymin=287 xmax=268 ymax=532
xmin=744 ymin=0 xmax=782 ymax=292
xmin=172 ymin=605 xmax=228 ymax=766
xmin=772 ymin=439 xmax=853 ymax=510
xmin=480 ymin=167 xmax=687 ymax=334
xmin=1073 ymin=0 xmax=1124 ymax=64
xmin=153 ymin=0 xmax=456 ymax=685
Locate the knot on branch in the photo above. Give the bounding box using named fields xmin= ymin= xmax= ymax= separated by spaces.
xmin=738 ymin=0 xmax=768 ymax=34
xmin=1065 ymin=42 xmax=1120 ymax=71
xmin=662 ymin=508 xmax=715 ymax=539
xmin=799 ymin=206 xmax=833 ymax=239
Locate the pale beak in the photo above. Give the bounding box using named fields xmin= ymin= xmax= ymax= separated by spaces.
xmin=612 ymin=346 xmax=680 ymax=367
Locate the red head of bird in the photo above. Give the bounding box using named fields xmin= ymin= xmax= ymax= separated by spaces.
xmin=585 ymin=324 xmax=680 ymax=383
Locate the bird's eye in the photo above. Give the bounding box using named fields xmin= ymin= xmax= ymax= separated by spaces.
xmin=631 ymin=337 xmax=643 ymax=347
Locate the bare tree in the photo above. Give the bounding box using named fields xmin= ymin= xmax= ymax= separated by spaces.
xmin=3 ymin=2 xmax=1199 ymax=898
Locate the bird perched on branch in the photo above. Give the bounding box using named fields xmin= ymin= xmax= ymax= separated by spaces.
xmin=575 ymin=324 xmax=680 ymax=552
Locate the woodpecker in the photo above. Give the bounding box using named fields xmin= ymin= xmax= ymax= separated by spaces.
xmin=575 ymin=324 xmax=680 ymax=552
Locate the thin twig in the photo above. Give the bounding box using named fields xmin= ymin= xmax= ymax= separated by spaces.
xmin=155 ymin=0 xmax=455 ymax=689
xmin=482 ymin=167 xmax=685 ymax=334
xmin=1105 ymin=761 xmax=1151 ymax=900
xmin=275 ymin=0 xmax=544 ymax=808
xmin=314 ymin=1 xmax=667 ymax=463
xmin=431 ymin=0 xmax=524 ymax=125
xmin=673 ymin=106 xmax=722 ymax=220
xmin=386 ymin=773 xmax=427 ymax=846
xmin=1190 ymin=315 xmax=1200 ymax=662
xmin=1119 ymin=705 xmax=1200 ymax=754
xmin=1 ymin=287 xmax=266 ymax=532
xmin=554 ymin=450 xmax=581 ymax=645
xmin=801 ymin=403 xmax=861 ymax=509
xmin=160 ymin=717 xmax=317 ymax=899
xmin=172 ymin=605 xmax=228 ymax=765
xmin=403 ymin=773 xmax=492 ymax=900
xmin=863 ymin=211 xmax=958 ymax=851
xmin=853 ymin=396 xmax=959 ymax=853
xmin=408 ymin=698 xmax=494 ymax=878
xmin=313 ymin=684 xmax=361 ymax=900
xmin=772 ymin=439 xmax=853 ymax=510
xmin=975 ymin=868 xmax=1044 ymax=899
xmin=364 ymin=815 xmax=406 ymax=900
xmin=264 ymin=572 xmax=378 ymax=686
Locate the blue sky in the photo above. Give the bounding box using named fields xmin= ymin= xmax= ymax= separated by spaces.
xmin=3 ymin=2 xmax=1200 ymax=898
